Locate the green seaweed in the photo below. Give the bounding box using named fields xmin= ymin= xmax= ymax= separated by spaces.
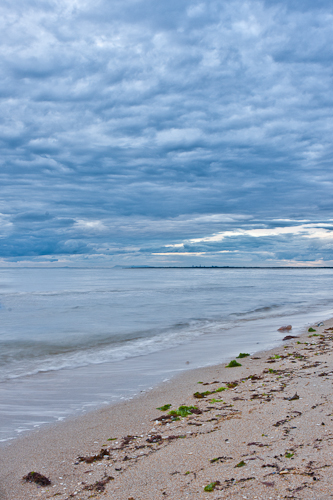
xmin=214 ymin=386 xmax=227 ymax=392
xmin=210 ymin=398 xmax=224 ymax=403
xmin=193 ymin=390 xmax=212 ymax=398
xmin=268 ymin=368 xmax=276 ymax=373
xmin=308 ymin=327 xmax=316 ymax=332
xmin=235 ymin=460 xmax=246 ymax=467
xmin=237 ymin=353 xmax=250 ymax=358
xmin=226 ymin=360 xmax=242 ymax=367
xmin=285 ymin=452 xmax=294 ymax=458
xmin=204 ymin=481 xmax=219 ymax=492
xmin=107 ymin=438 xmax=117 ymax=441
xmin=168 ymin=405 xmax=198 ymax=417
xmin=156 ymin=404 xmax=172 ymax=411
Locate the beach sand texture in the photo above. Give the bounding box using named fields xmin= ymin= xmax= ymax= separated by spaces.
xmin=1 ymin=320 xmax=333 ymax=499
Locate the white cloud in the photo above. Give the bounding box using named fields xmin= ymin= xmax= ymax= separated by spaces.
xmin=162 ymin=223 xmax=333 ymax=255
xmin=74 ymin=220 xmax=106 ymax=231
xmin=186 ymin=224 xmax=333 ymax=245
xmin=152 ymin=252 xmax=206 ymax=255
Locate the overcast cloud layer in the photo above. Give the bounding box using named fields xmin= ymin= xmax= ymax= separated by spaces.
xmin=0 ymin=0 xmax=333 ymax=266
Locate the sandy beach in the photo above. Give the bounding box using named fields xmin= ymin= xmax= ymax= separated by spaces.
xmin=1 ymin=319 xmax=333 ymax=500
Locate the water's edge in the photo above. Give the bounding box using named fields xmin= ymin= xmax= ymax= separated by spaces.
xmin=1 ymin=312 xmax=329 ymax=449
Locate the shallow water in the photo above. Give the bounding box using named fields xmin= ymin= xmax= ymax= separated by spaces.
xmin=0 ymin=267 xmax=332 ymax=443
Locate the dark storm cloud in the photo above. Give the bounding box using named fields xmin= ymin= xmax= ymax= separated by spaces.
xmin=0 ymin=0 xmax=333 ymax=264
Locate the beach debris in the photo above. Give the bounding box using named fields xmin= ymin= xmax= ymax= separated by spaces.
xmin=153 ymin=408 xmax=199 ymax=423
xmin=227 ymin=381 xmax=238 ymax=388
xmin=283 ymin=335 xmax=298 ymax=341
xmin=23 ymin=471 xmax=51 ymax=487
xmin=278 ymin=325 xmax=292 ymax=331
xmin=167 ymin=434 xmax=185 ymax=440
xmin=83 ymin=476 xmax=114 ymax=492
xmin=78 ymin=448 xmax=110 ymax=463
xmin=308 ymin=327 xmax=317 ymax=332
xmin=194 ymin=385 xmax=228 ymax=398
xmin=261 ymin=481 xmax=275 ymax=487
xmin=273 ymin=410 xmax=302 ymax=426
xmin=156 ymin=404 xmax=172 ymax=411
xmin=262 ymin=463 xmax=280 ymax=470
xmin=169 ymin=405 xmax=201 ymax=417
xmin=226 ymin=360 xmax=242 ymax=368
xmin=237 ymin=352 xmax=250 ymax=358
xmin=120 ymin=435 xmax=136 ymax=447
xmin=204 ymin=481 xmax=220 ymax=491
xmin=194 ymin=391 xmax=212 ymax=398
xmin=153 ymin=414 xmax=175 ymax=424
xmin=288 ymin=393 xmax=300 ymax=401
xmin=316 ymin=322 xmax=324 ymax=327
xmin=210 ymin=456 xmax=233 ymax=463
xmin=146 ymin=434 xmax=163 ymax=443
xmin=237 ymin=477 xmax=256 ymax=483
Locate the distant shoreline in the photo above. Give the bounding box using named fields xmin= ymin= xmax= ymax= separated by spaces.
xmin=1 ymin=266 xmax=333 ymax=269
xmin=125 ymin=265 xmax=333 ymax=269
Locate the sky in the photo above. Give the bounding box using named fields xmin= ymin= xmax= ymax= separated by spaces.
xmin=1 ymin=0 xmax=333 ymax=267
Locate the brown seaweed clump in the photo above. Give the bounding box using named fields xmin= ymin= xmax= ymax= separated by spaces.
xmin=83 ymin=476 xmax=114 ymax=492
xmin=23 ymin=471 xmax=51 ymax=486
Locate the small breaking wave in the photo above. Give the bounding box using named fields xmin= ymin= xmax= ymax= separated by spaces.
xmin=0 ymin=320 xmax=209 ymax=382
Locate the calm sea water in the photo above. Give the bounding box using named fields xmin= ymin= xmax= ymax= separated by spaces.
xmin=0 ymin=267 xmax=332 ymax=443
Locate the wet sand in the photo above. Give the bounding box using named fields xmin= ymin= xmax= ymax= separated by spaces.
xmin=1 ymin=319 xmax=333 ymax=499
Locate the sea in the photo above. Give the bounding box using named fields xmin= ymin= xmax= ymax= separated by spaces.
xmin=0 ymin=267 xmax=332 ymax=444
